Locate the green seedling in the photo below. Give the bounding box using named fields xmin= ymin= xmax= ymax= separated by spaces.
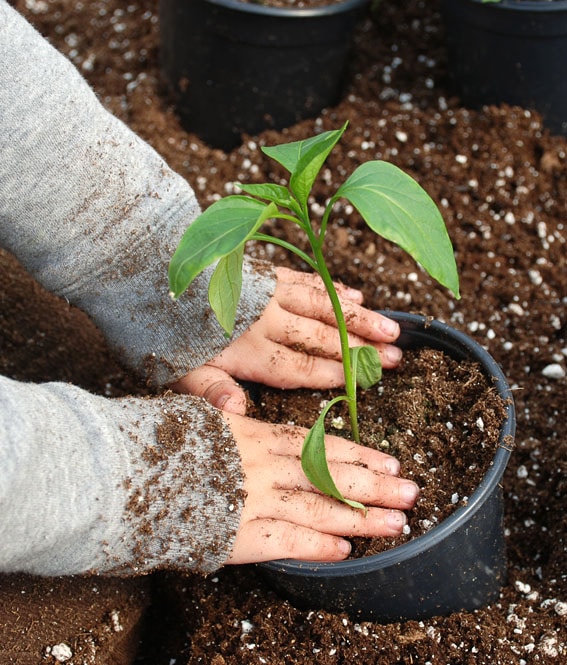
xmin=169 ymin=122 xmax=460 ymax=510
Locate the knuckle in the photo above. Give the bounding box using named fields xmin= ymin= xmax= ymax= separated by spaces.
xmin=304 ymin=494 xmax=334 ymax=525
xmin=277 ymin=525 xmax=304 ymax=557
xmin=312 ymin=323 xmax=336 ymax=351
xmin=306 ymin=287 xmax=325 ymax=314
xmin=294 ymin=352 xmax=318 ymax=377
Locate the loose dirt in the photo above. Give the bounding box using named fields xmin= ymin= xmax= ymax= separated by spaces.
xmin=1 ymin=0 xmax=566 ymax=663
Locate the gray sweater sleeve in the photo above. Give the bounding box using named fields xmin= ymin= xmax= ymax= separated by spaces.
xmin=0 ymin=375 xmax=245 ymax=576
xmin=0 ymin=2 xmax=273 ymax=575
xmin=0 ymin=1 xmax=275 ymax=387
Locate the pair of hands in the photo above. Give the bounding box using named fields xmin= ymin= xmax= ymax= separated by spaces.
xmin=173 ymin=267 xmax=419 ymax=564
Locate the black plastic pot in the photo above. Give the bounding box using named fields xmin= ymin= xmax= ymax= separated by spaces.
xmin=258 ymin=311 xmax=516 ymax=623
xmin=441 ymin=0 xmax=567 ymax=136
xmin=158 ymin=0 xmax=368 ymax=150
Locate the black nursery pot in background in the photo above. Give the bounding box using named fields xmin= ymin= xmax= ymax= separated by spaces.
xmin=259 ymin=312 xmax=516 ymax=623
xmin=441 ymin=0 xmax=567 ymax=136
xmin=158 ymin=0 xmax=368 ymax=150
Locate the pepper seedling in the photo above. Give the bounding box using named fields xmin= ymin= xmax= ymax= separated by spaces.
xmin=169 ymin=122 xmax=460 ymax=510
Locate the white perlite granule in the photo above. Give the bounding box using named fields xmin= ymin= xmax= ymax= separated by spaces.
xmin=50 ymin=643 xmax=73 ymax=662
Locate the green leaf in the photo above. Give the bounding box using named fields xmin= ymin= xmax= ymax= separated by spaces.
xmin=350 ymin=345 xmax=382 ymax=390
xmin=208 ymin=246 xmax=244 ymax=336
xmin=262 ymin=123 xmax=348 ymax=208
xmin=169 ymin=197 xmax=276 ymax=299
xmin=262 ymin=126 xmax=344 ymax=173
xmin=336 ymin=161 xmax=460 ymax=298
xmin=237 ymin=183 xmax=301 ymax=215
xmin=301 ymin=399 xmax=366 ymax=512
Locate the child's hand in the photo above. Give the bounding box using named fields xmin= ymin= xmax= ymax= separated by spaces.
xmin=223 ymin=413 xmax=419 ymax=564
xmin=172 ymin=267 xmax=403 ymax=414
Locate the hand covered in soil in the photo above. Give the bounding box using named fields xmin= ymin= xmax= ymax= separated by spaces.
xmin=223 ymin=413 xmax=419 ymax=564
xmin=172 ymin=267 xmax=402 ymax=414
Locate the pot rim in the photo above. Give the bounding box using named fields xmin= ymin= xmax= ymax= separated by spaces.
xmin=261 ymin=311 xmax=515 ymax=577
xmin=203 ymin=0 xmax=369 ymax=19
xmin=458 ymin=0 xmax=567 ymax=13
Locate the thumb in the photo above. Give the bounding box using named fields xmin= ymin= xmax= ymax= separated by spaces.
xmin=170 ymin=366 xmax=248 ymax=415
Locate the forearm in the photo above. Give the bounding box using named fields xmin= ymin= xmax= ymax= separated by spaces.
xmin=0 ymin=2 xmax=275 ymax=386
xmin=0 ymin=375 xmax=243 ymax=576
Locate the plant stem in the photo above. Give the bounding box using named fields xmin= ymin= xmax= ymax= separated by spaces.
xmin=310 ymin=240 xmax=360 ymax=443
xmin=252 ymin=233 xmax=318 ymax=272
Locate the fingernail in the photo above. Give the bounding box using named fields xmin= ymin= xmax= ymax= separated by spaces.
xmin=343 ymin=286 xmax=362 ymax=301
xmin=384 ymin=345 xmax=403 ymax=364
xmin=218 ymin=395 xmax=247 ymax=415
xmin=379 ymin=317 xmax=400 ymax=337
xmin=386 ymin=511 xmax=407 ymax=531
xmin=401 ymin=481 xmax=419 ymax=505
xmin=385 ymin=458 xmax=400 ymax=475
xmin=217 ymin=393 xmax=231 ymax=409
xmin=338 ymin=539 xmax=352 ymax=556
